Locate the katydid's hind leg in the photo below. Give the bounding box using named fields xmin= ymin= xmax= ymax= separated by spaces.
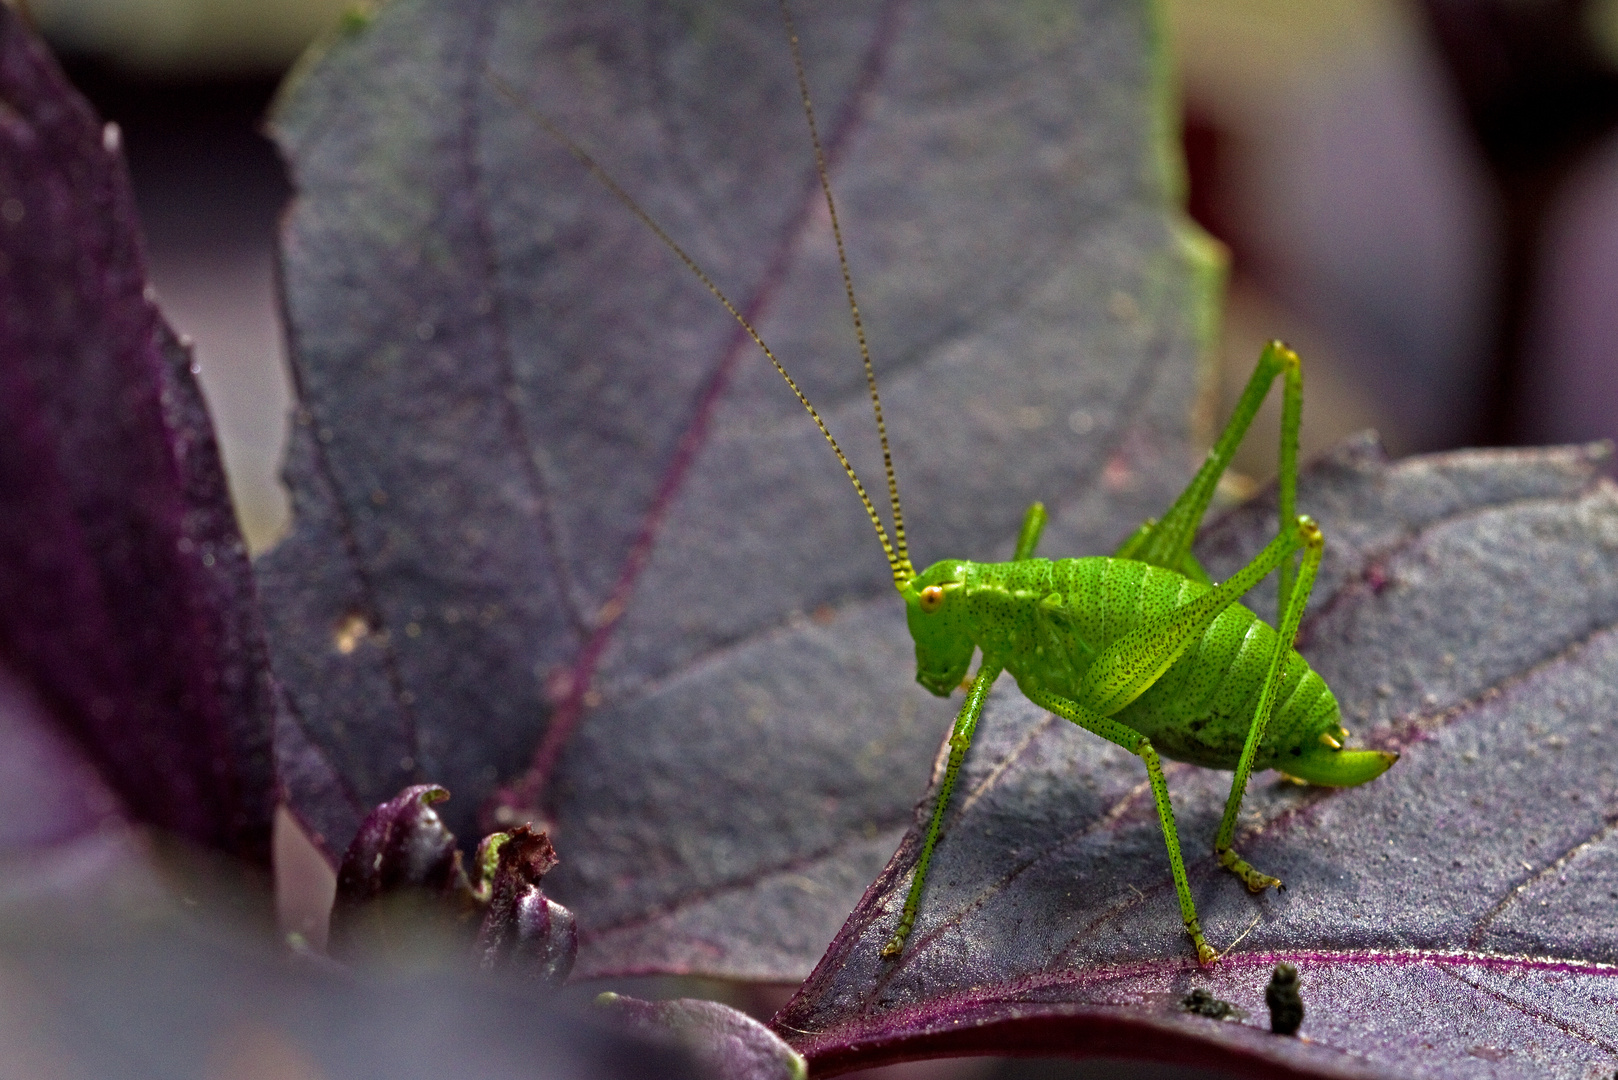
xmin=1026 ymin=687 xmax=1216 ymax=965
xmin=1177 ymin=550 xmax=1213 ymax=587
xmin=1015 ymin=502 xmax=1047 ymax=561
xmin=883 ymin=659 xmax=1005 ymax=958
xmin=1121 ymin=341 xmax=1302 ymax=576
xmin=1115 ymin=521 xmax=1212 ymax=585
xmin=1274 ymin=344 xmax=1303 ymax=615
xmin=1214 ymin=515 xmax=1326 ymax=893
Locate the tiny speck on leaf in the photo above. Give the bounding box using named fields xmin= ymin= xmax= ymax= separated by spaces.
xmin=1180 ymin=988 xmax=1240 ymax=1021
xmin=332 ymin=612 xmax=370 ymax=655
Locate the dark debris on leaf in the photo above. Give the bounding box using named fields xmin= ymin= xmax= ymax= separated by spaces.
xmin=0 ymin=5 xmax=276 ymax=861
xmin=1266 ymin=963 xmax=1303 ymax=1036
xmin=1181 ymin=987 xmax=1243 ymax=1021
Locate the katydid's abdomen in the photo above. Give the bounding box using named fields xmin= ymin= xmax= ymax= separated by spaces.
xmin=1053 ymin=557 xmax=1333 ymax=773
xmin=943 ymin=556 xmax=1381 ymax=787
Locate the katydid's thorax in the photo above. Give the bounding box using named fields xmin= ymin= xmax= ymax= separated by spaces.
xmin=905 ymin=555 xmax=1342 ymax=773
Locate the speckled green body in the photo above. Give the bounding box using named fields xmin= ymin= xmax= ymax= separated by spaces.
xmin=940 ymin=556 xmax=1340 ymax=774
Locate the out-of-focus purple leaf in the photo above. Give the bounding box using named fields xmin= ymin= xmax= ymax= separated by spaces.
xmin=0 ymin=658 xmax=149 ymax=901
xmin=475 ymin=825 xmax=576 ymax=986
xmin=329 ymin=784 xmax=470 ymax=955
xmin=595 ymin=993 xmax=806 ymax=1080
xmin=772 ymin=437 xmax=1618 ymax=1078
xmin=0 ymin=6 xmax=275 ymax=860
xmin=261 ymin=0 xmax=1216 ymax=979
xmin=0 ymin=885 xmax=705 ymax=1080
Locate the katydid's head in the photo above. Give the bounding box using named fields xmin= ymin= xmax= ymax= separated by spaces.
xmin=901 ymin=560 xmax=975 ymax=696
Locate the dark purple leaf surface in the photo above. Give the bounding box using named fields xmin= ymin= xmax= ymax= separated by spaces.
xmin=0 ymin=7 xmax=275 ymax=861
xmin=773 ymin=437 xmax=1618 ymax=1078
xmin=261 ymin=0 xmax=1215 ymax=978
xmin=595 ymin=993 xmax=806 ymax=1080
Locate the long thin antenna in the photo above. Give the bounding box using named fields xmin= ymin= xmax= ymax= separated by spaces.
xmin=488 ymin=73 xmax=916 ymax=589
xmin=779 ymin=0 xmax=912 ymax=581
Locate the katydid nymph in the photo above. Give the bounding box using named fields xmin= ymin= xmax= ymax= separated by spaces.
xmin=508 ymin=2 xmax=1399 ymax=967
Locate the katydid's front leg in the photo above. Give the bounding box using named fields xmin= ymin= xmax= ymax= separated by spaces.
xmin=883 ymin=657 xmax=1004 ymax=957
xmin=881 ymin=502 xmax=1047 ymax=958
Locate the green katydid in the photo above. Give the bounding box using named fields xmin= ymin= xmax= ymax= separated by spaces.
xmin=505 ymin=1 xmax=1398 ymax=967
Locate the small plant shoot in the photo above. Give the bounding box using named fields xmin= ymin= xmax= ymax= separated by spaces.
xmin=508 ymin=0 xmax=1399 ymax=966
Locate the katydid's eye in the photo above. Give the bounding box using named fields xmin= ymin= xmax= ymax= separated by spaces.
xmin=919 ymin=585 xmax=945 ymax=612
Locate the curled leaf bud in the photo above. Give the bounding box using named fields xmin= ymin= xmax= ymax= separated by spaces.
xmin=329 ymin=785 xmax=472 ymax=956
xmin=474 ymin=825 xmax=576 ymax=986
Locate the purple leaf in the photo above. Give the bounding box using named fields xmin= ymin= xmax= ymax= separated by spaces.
xmin=0 ymin=7 xmax=275 ymax=860
xmin=260 ymin=0 xmax=1213 ymax=979
xmin=595 ymin=994 xmax=806 ymax=1080
xmin=0 ymin=657 xmax=121 ymax=853
xmin=771 ymin=438 xmax=1618 ymax=1078
xmin=475 ymin=825 xmax=577 ymax=986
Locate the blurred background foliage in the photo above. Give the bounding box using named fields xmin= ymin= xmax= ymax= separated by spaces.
xmin=20 ymin=0 xmax=1618 ymax=551
xmin=26 ymin=0 xmax=353 ymax=74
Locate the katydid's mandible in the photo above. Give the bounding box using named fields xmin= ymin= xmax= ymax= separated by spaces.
xmin=514 ymin=0 xmax=1399 ymax=966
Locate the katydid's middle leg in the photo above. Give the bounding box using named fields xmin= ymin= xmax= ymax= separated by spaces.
xmin=1025 ymin=686 xmax=1216 ymax=965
